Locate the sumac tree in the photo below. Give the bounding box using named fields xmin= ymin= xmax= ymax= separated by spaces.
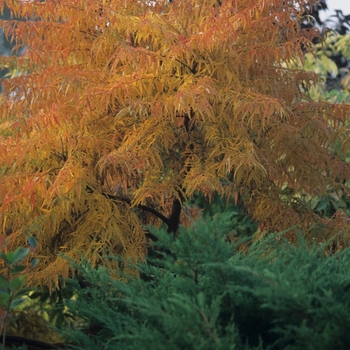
xmin=0 ymin=0 xmax=349 ymax=287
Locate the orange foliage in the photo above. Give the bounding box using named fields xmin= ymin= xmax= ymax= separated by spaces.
xmin=0 ymin=0 xmax=349 ymax=287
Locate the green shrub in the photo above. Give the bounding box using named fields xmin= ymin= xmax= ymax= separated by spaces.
xmin=59 ymin=213 xmax=350 ymax=350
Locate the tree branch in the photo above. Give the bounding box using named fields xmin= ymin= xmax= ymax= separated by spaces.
xmin=86 ymin=185 xmax=170 ymax=226
xmin=0 ymin=335 xmax=68 ymax=349
xmin=106 ymin=193 xmax=171 ymax=225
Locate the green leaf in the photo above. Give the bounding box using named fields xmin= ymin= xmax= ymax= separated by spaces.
xmin=0 ymin=274 xmax=8 ymax=288
xmin=316 ymin=199 xmax=328 ymax=211
xmin=9 ymin=276 xmax=25 ymax=292
xmin=27 ymin=236 xmax=37 ymax=249
xmin=0 ymin=286 xmax=8 ymax=294
xmin=337 ymin=199 xmax=347 ymax=208
xmin=14 ymin=287 xmax=32 ymax=299
xmin=327 ymin=90 xmax=339 ymax=98
xmin=0 ymin=292 xmax=10 ymax=307
xmin=2 ymin=247 xmax=31 ymax=266
xmin=10 ymin=265 xmax=26 ymax=275
xmin=310 ymin=198 xmax=319 ymax=210
xmin=31 ymin=259 xmax=39 ymax=268
xmin=10 ymin=297 xmax=27 ymax=310
xmin=0 ymin=252 xmax=9 ymax=264
xmin=11 ymin=247 xmax=30 ymax=265
xmin=0 ymin=247 xmax=21 ymax=265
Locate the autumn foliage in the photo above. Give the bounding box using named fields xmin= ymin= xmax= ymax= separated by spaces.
xmin=0 ymin=0 xmax=349 ymax=287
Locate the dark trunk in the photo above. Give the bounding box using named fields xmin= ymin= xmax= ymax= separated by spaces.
xmin=167 ymin=197 xmax=182 ymax=236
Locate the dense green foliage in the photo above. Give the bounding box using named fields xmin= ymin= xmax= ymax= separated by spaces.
xmin=56 ymin=213 xmax=350 ymax=350
xmin=189 ymin=192 xmax=258 ymax=238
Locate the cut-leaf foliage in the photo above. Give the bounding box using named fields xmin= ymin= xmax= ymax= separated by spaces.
xmin=0 ymin=0 xmax=349 ymax=287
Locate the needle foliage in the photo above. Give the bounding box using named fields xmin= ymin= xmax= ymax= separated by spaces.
xmin=58 ymin=212 xmax=350 ymax=350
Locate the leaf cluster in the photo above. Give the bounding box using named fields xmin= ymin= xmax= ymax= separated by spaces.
xmin=0 ymin=235 xmax=38 ymax=348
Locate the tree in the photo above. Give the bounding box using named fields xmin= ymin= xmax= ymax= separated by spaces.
xmin=284 ymin=2 xmax=350 ymax=227
xmin=0 ymin=5 xmax=25 ymax=93
xmin=300 ymin=3 xmax=350 ymax=104
xmin=0 ymin=0 xmax=349 ymax=287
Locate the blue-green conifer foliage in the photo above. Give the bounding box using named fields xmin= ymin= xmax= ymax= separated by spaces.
xmin=60 ymin=213 xmax=350 ymax=350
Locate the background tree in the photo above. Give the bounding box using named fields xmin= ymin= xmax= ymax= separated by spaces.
xmin=0 ymin=0 xmax=350 ymax=287
xmin=0 ymin=5 xmax=25 ymax=93
xmin=284 ymin=2 xmax=350 ymax=235
xmin=301 ymin=3 xmax=350 ymax=103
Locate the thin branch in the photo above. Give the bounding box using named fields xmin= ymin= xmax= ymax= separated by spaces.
xmin=110 ymin=193 xmax=171 ymax=225
xmin=85 ymin=185 xmax=170 ymax=226
xmin=174 ymin=58 xmax=196 ymax=74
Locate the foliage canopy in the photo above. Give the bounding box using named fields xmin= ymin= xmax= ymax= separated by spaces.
xmin=0 ymin=0 xmax=349 ymax=286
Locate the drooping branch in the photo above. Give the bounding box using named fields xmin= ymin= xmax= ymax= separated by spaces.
xmin=86 ymin=185 xmax=170 ymax=227
xmin=109 ymin=193 xmax=180 ymax=238
xmin=174 ymin=58 xmax=197 ymax=74
xmin=105 ymin=193 xmax=171 ymax=226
